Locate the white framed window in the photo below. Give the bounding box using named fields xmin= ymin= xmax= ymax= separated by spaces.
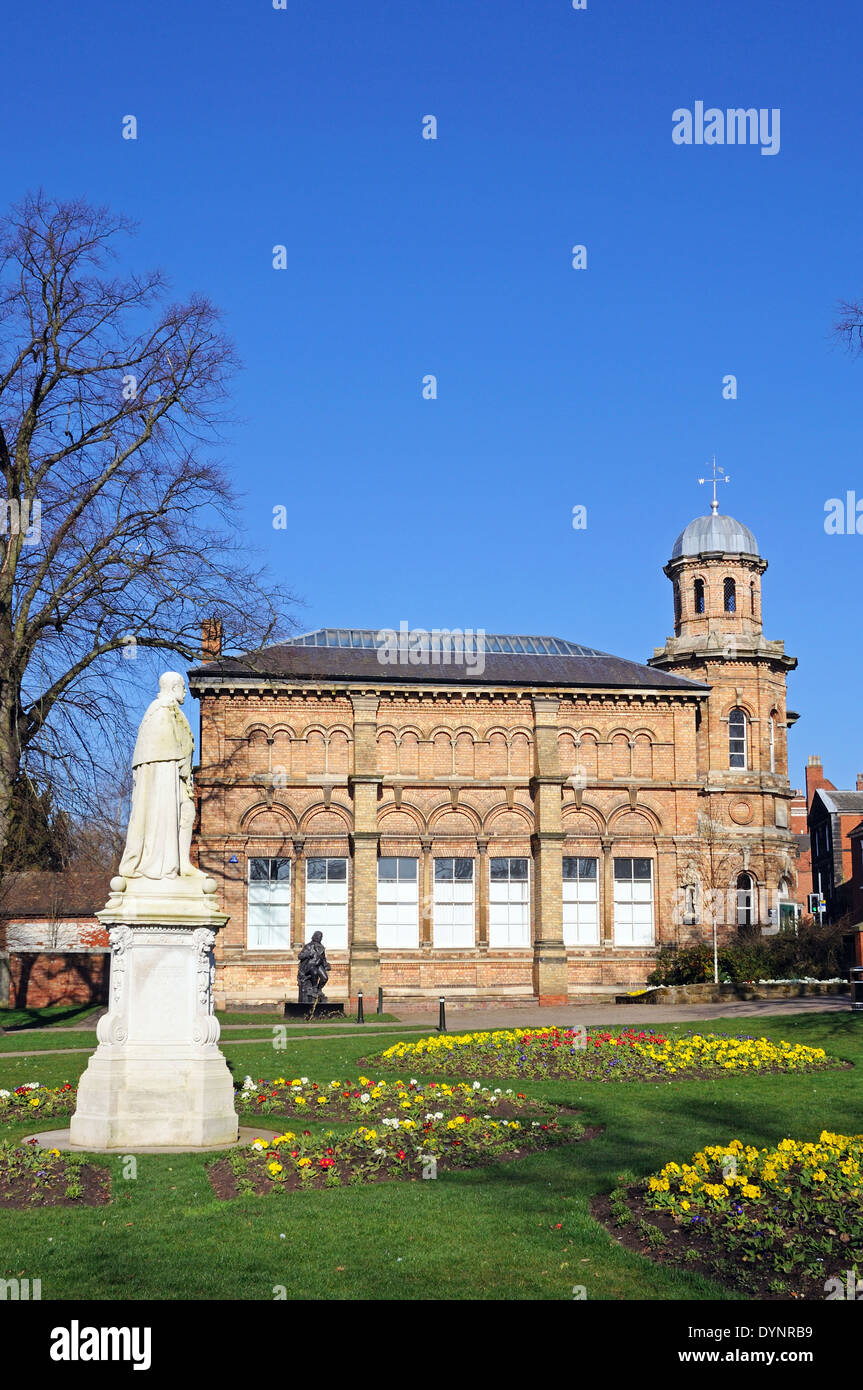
xmin=728 ymin=707 xmax=747 ymax=769
xmin=489 ymin=857 xmax=530 ymax=948
xmin=613 ymin=858 xmax=654 ymax=946
xmin=736 ymin=872 xmax=754 ymax=928
xmin=306 ymin=857 xmax=348 ymax=950
xmin=562 ymin=856 xmax=600 ymax=945
xmin=433 ymin=857 xmax=474 ymax=948
xmin=377 ymin=857 xmax=419 ymax=950
xmin=247 ymin=857 xmax=292 ymax=949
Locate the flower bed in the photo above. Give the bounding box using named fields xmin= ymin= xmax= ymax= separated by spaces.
xmin=0 ymin=1082 xmax=76 ymax=1120
xmin=597 ymin=1132 xmax=863 ymax=1300
xmin=208 ymin=1112 xmax=587 ymax=1197
xmin=235 ymin=1074 xmax=556 ymax=1121
xmin=374 ymin=1027 xmax=839 ymax=1083
xmin=0 ymin=1139 xmax=109 ymax=1209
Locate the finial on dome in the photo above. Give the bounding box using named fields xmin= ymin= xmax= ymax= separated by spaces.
xmin=697 ymin=455 xmax=729 ymax=514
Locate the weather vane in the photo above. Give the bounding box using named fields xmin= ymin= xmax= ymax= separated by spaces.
xmin=698 ymin=455 xmax=730 ymax=514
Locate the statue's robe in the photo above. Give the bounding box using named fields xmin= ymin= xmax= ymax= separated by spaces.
xmin=118 ymin=698 xmax=195 ymax=880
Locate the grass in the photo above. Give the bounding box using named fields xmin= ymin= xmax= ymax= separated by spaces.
xmin=0 ymin=1005 xmax=102 ymax=1031
xmin=0 ymin=1010 xmax=860 ymax=1300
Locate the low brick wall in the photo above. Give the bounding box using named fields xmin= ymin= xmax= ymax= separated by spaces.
xmin=617 ymin=981 xmax=851 ymax=1005
xmin=5 ymin=950 xmax=110 ymax=1009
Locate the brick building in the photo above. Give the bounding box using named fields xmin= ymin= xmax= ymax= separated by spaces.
xmin=806 ymin=759 xmax=863 ymax=921
xmin=189 ymin=502 xmax=800 ymax=1007
xmin=0 ymin=870 xmax=111 ymax=1008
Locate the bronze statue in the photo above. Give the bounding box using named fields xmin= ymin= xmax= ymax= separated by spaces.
xmin=297 ymin=931 xmax=330 ymax=1008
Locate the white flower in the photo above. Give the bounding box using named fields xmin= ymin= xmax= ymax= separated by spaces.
xmin=360 ymin=1094 xmax=370 ymax=1104
xmin=472 ymin=1082 xmax=481 ymax=1090
xmin=0 ymin=1090 xmax=9 ymax=1099
xmin=374 ymin=1147 xmax=386 ymax=1156
xmin=434 ymin=1111 xmax=443 ymax=1121
xmin=301 ymin=1077 xmax=309 ymax=1085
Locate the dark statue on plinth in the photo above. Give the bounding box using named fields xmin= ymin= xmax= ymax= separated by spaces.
xmin=297 ymin=931 xmax=330 ymax=1009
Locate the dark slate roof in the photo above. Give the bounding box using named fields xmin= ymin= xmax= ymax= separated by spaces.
xmin=0 ymin=870 xmax=111 ymax=918
xmin=816 ymin=790 xmax=863 ymax=816
xmin=189 ymin=629 xmax=707 ymax=692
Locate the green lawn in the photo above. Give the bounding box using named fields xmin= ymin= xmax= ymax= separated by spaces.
xmin=0 ymin=1005 xmax=102 ymax=1031
xmin=0 ymin=1010 xmax=860 ymax=1301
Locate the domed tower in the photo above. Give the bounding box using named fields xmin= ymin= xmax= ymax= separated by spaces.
xmin=650 ymin=483 xmax=799 ymax=927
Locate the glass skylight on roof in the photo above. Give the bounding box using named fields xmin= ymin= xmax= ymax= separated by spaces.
xmin=286 ymin=630 xmax=604 ymax=657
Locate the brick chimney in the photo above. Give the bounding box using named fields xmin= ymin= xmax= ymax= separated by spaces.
xmin=201 ymin=617 xmax=223 ymax=662
xmin=804 ymin=755 xmax=832 ymax=810
xmin=857 ymin=773 xmax=863 ymax=792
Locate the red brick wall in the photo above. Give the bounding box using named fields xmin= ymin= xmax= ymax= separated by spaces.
xmin=6 ymin=952 xmax=109 ymax=1009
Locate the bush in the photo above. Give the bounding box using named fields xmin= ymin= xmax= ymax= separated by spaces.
xmin=647 ymin=922 xmax=851 ymax=987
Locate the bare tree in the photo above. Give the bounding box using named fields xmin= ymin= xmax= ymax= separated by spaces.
xmin=0 ymin=192 xmax=295 ymax=858
xmin=834 ymin=298 xmax=863 ymax=355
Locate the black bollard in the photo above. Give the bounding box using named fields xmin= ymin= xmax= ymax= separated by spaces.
xmin=438 ymin=996 xmax=446 ymax=1033
xmin=356 ymin=990 xmax=365 ymax=1025
xmin=377 ymin=986 xmax=383 ymax=1016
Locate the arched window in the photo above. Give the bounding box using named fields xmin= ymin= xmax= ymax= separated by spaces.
xmin=736 ymin=873 xmax=754 ymax=928
xmin=769 ymin=713 xmax=776 ymax=773
xmin=750 ymin=581 xmax=756 ymax=616
xmin=728 ymin=707 xmax=747 ymax=769
xmin=694 ymin=577 xmax=705 ymax=614
xmin=723 ymin=577 xmax=736 ymax=612
xmin=674 ymin=580 xmax=681 ymax=629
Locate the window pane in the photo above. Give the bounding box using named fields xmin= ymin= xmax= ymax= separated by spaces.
xmin=327 ymin=858 xmax=347 ymax=881
xmin=578 ymin=857 xmax=597 ymax=880
xmin=490 ymin=858 xmax=508 ymax=880
xmin=614 ymin=859 xmax=633 ymax=880
xmin=273 ymin=859 xmax=291 ymax=883
xmin=307 ymin=858 xmax=326 ymax=881
xmin=509 ymin=858 xmax=528 ymax=880
xmin=454 ymin=858 xmax=474 ymax=881
xmin=378 ymin=857 xmax=397 ymax=880
xmin=434 ymin=859 xmax=453 ymax=881
xmin=249 ymin=859 xmax=269 ymax=881
xmin=633 ymin=859 xmax=652 ymax=879
xmin=398 ymin=858 xmax=417 ymax=880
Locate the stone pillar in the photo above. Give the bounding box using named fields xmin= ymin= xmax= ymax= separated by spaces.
xmin=476 ymin=836 xmax=489 ymax=949
xmin=348 ymin=695 xmax=381 ymax=1005
xmin=291 ymin=836 xmax=305 ymax=948
xmin=420 ymin=837 xmax=434 ymax=948
xmin=601 ymin=837 xmax=615 ymax=945
xmin=69 ymin=877 xmax=237 ymax=1151
xmin=531 ymin=696 xmax=568 ymax=1005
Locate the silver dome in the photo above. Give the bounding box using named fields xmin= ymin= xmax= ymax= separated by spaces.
xmin=671 ymin=512 xmax=759 ymax=559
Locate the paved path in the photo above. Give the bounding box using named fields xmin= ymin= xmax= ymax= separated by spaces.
xmin=0 ymin=996 xmax=851 ymax=1058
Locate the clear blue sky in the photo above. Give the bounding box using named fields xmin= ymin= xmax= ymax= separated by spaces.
xmin=2 ymin=0 xmax=862 ymax=789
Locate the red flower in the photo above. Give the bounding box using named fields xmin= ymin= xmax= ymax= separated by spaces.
xmin=303 ymin=1130 xmax=311 ymax=1136
xmin=396 ymin=1150 xmax=406 ymax=1160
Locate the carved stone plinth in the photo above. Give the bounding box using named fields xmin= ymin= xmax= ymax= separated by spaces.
xmin=69 ymin=877 xmax=238 ymax=1151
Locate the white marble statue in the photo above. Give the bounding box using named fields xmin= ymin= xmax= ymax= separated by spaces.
xmin=118 ymin=672 xmax=205 ymax=880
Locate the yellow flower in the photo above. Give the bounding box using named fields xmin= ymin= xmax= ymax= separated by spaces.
xmin=267 ymin=1161 xmax=283 ymax=1175
xmin=297 ymin=1157 xmax=312 ymax=1167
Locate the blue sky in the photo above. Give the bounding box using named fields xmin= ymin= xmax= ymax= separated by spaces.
xmin=2 ymin=0 xmax=862 ymax=788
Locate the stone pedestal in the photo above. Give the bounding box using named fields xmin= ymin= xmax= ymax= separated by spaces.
xmin=69 ymin=876 xmax=238 ymax=1151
